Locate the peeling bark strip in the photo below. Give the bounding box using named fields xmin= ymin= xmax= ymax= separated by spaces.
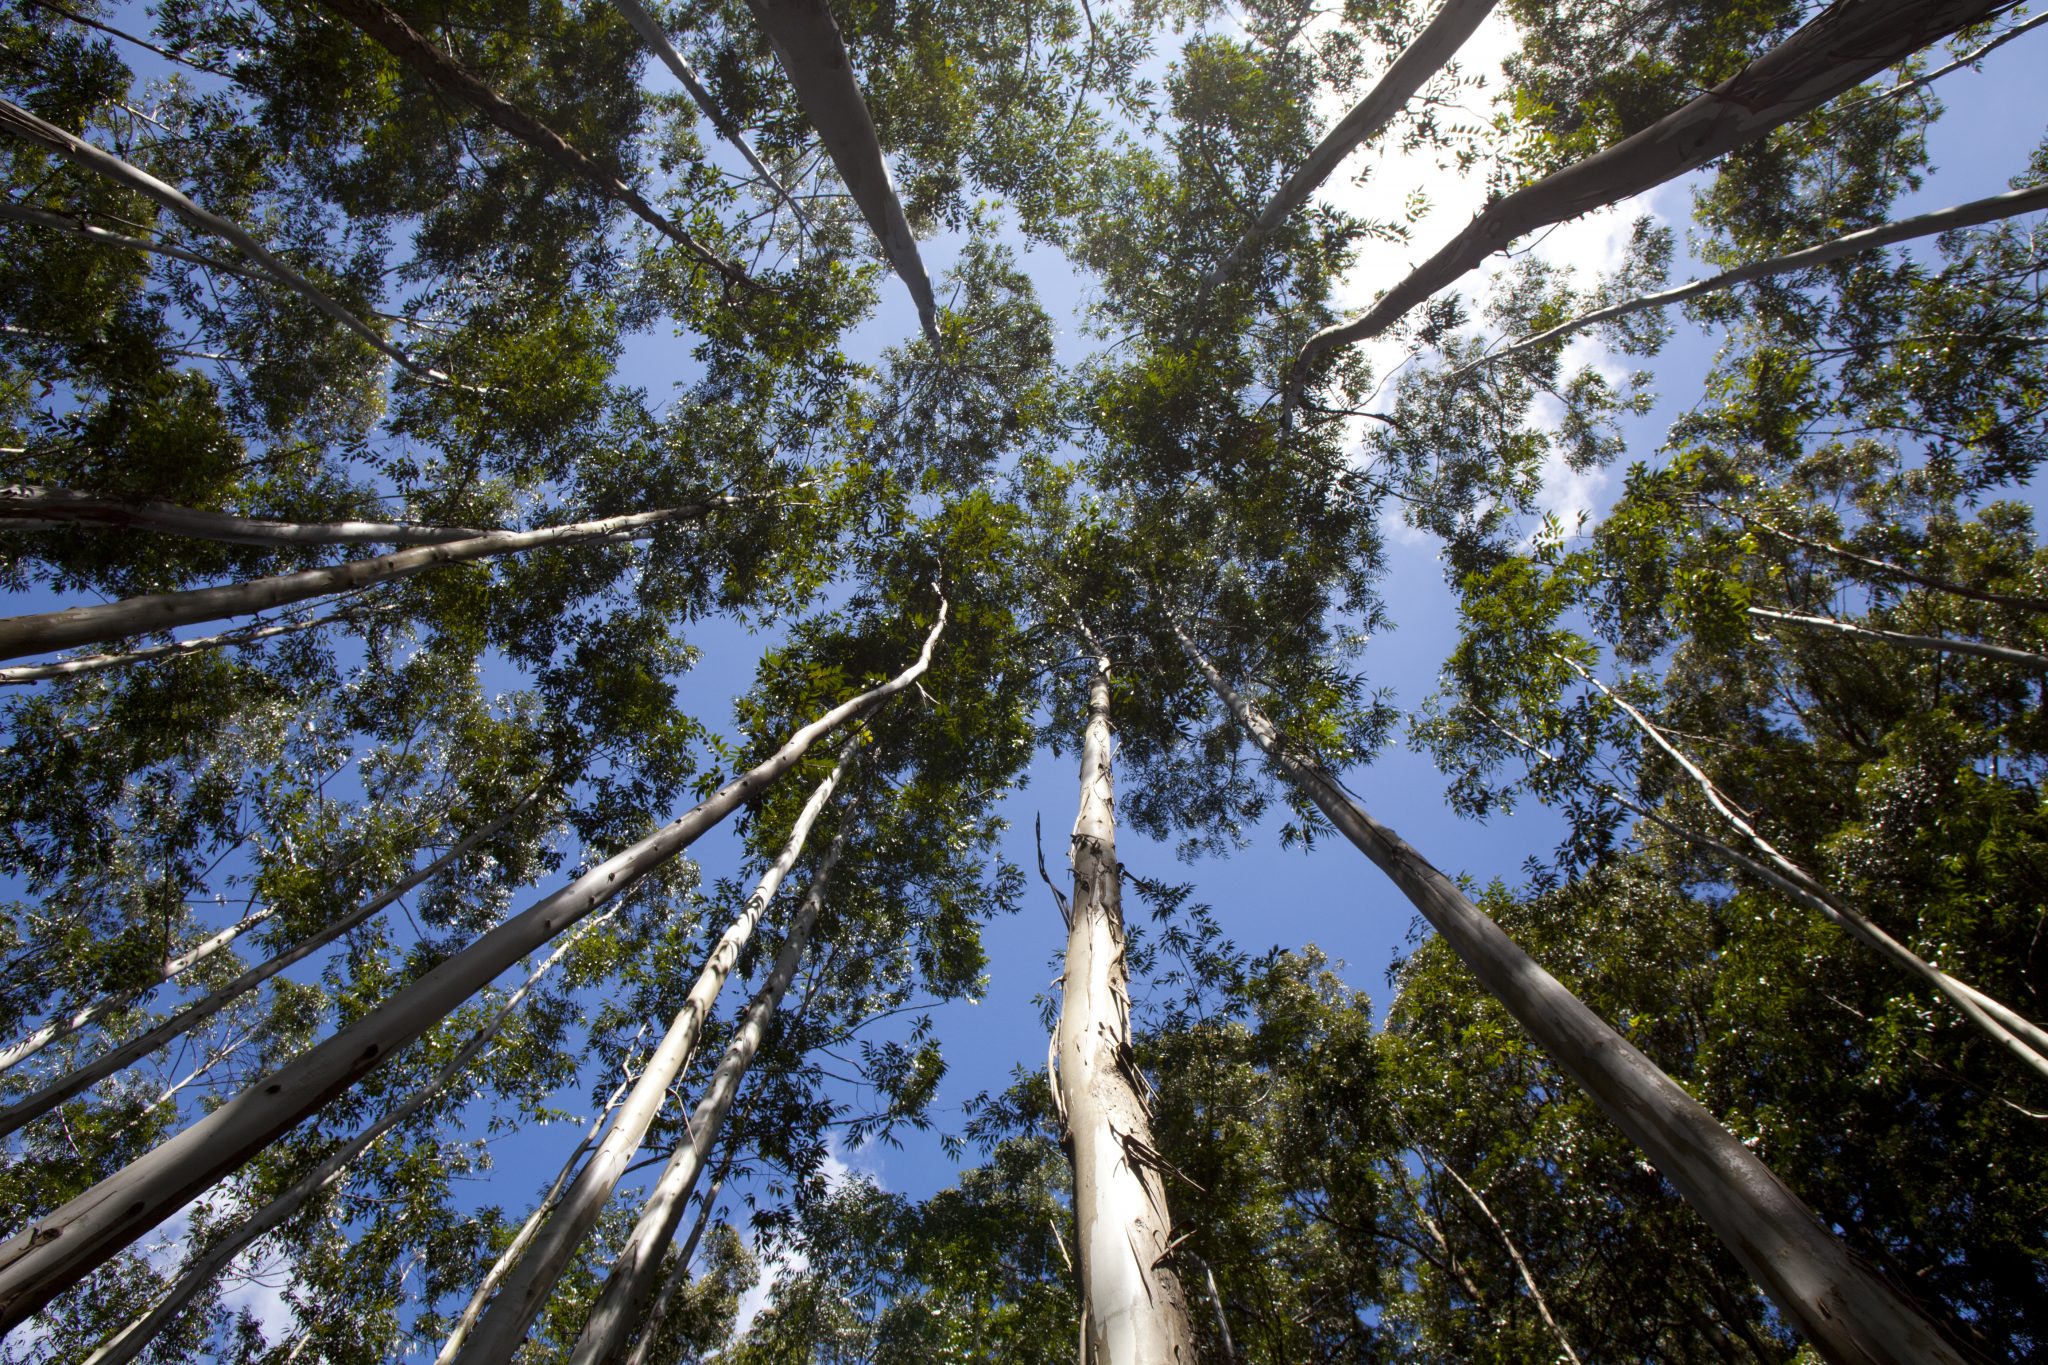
xmin=0 ymin=793 xmax=537 ymax=1140
xmin=80 ymin=904 xmax=619 ymax=1365
xmin=1166 ymin=611 xmax=1972 ymax=1365
xmin=1205 ymin=0 xmax=1499 ymax=289
xmin=0 ymin=502 xmax=718 ymax=664
xmin=0 ymin=600 xmax=945 ymax=1327
xmin=609 ymin=0 xmax=812 ymax=232
xmin=450 ymin=743 xmax=862 ymax=1363
xmin=1055 ymin=650 xmax=1197 ymax=1363
xmin=1462 ymin=181 xmax=2048 ymax=374
xmin=0 ymin=98 xmax=457 ymax=384
xmin=568 ymin=804 xmax=860 ymax=1365
xmin=741 ymin=0 xmax=940 ymax=342
xmin=1295 ymin=0 xmax=2012 ymax=377
xmin=0 ymin=484 xmax=484 ymax=547
xmin=314 ymin=0 xmax=746 ymax=286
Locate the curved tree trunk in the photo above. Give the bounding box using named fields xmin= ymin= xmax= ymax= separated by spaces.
xmin=0 ymin=98 xmax=454 ymax=383
xmin=80 ymin=903 xmax=619 ymax=1365
xmin=1460 ymin=182 xmax=2048 ymax=375
xmin=0 ymin=597 xmax=944 ymax=1328
xmin=1567 ymin=661 xmax=2048 ymax=1079
xmin=1205 ymin=0 xmax=1499 ymax=290
xmin=316 ymin=0 xmax=745 ymax=286
xmin=0 ymin=484 xmax=484 ymax=547
xmin=1295 ymin=0 xmax=2011 ymax=378
xmin=1055 ymin=648 xmax=1197 ymax=1364
xmin=741 ymin=0 xmax=940 ymax=342
xmin=0 ymin=791 xmax=542 ymax=1139
xmin=1166 ymin=610 xmax=1971 ymax=1365
xmin=567 ymin=805 xmax=858 ymax=1365
xmin=450 ymin=741 xmax=862 ymax=1362
xmin=0 ymin=502 xmax=721 ymax=664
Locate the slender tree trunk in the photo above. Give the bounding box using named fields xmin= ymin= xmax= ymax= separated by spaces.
xmin=1295 ymin=0 xmax=2010 ymax=378
xmin=567 ymin=806 xmax=859 ymax=1365
xmin=1204 ymin=0 xmax=1498 ymax=290
xmin=434 ymin=1066 xmax=639 ymax=1365
xmin=0 ymin=201 xmax=268 ymax=283
xmin=741 ymin=0 xmax=940 ymax=341
xmin=0 ymin=901 xmax=279 ymax=1074
xmin=1746 ymin=605 xmax=2048 ymax=670
xmin=0 ymin=98 xmax=453 ymax=383
xmin=608 ymin=0 xmax=812 ymax=234
xmin=451 ymin=742 xmax=862 ymax=1362
xmin=1166 ymin=610 xmax=1971 ymax=1365
xmin=0 ymin=793 xmax=541 ymax=1139
xmin=0 ymin=602 xmax=384 ymax=685
xmin=1735 ymin=514 xmax=2048 ymax=615
xmin=0 ymin=502 xmax=722 ymax=663
xmin=316 ymin=0 xmax=744 ymax=286
xmin=1566 ymin=662 xmax=2048 ymax=1079
xmin=618 ymin=1153 xmax=734 ymax=1365
xmin=0 ymin=484 xmax=484 ymax=547
xmin=1418 ymin=1144 xmax=1583 ymax=1365
xmin=80 ymin=904 xmax=617 ymax=1365
xmin=1054 ymin=648 xmax=1198 ymax=1364
xmin=0 ymin=597 xmax=943 ymax=1326
xmin=1461 ymin=182 xmax=2048 ymax=375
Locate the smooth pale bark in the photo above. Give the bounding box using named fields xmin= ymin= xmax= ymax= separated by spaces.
xmin=1569 ymin=662 xmax=2048 ymax=1080
xmin=1055 ymin=650 xmax=1197 ymax=1364
xmin=1166 ymin=611 xmax=1971 ymax=1365
xmin=1747 ymin=604 xmax=2048 ymax=669
xmin=0 ymin=502 xmax=719 ymax=664
xmin=0 ymin=794 xmax=538 ymax=1139
xmin=0 ymin=484 xmax=484 ymax=547
xmin=0 ymin=98 xmax=454 ymax=383
xmin=619 ymin=1159 xmax=731 ymax=1365
xmin=567 ymin=811 xmax=857 ymax=1365
xmin=0 ymin=201 xmax=267 ymax=283
xmin=608 ymin=0 xmax=812 ymax=233
xmin=741 ymin=0 xmax=939 ymax=342
xmin=435 ymin=1066 xmax=638 ymax=1365
xmin=451 ymin=743 xmax=861 ymax=1362
xmin=81 ymin=905 xmax=617 ymax=1365
xmin=0 ymin=603 xmax=383 ymax=685
xmin=1204 ymin=0 xmax=1499 ymax=290
xmin=0 ymin=596 xmax=943 ymax=1327
xmin=316 ymin=0 xmax=744 ymax=286
xmin=0 ymin=901 xmax=277 ymax=1075
xmin=1419 ymin=1144 xmax=1583 ymax=1365
xmin=1460 ymin=182 xmax=2048 ymax=374
xmin=1295 ymin=0 xmax=2011 ymax=377
xmin=1739 ymin=515 xmax=2048 ymax=615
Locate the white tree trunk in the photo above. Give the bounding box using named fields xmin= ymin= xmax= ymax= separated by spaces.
xmin=1462 ymin=182 xmax=2048 ymax=375
xmin=1295 ymin=0 xmax=2011 ymax=377
xmin=0 ymin=793 xmax=540 ymax=1139
xmin=80 ymin=904 xmax=617 ymax=1365
xmin=0 ymin=502 xmax=720 ymax=663
xmin=1055 ymin=651 xmax=1197 ymax=1364
xmin=1747 ymin=604 xmax=2048 ymax=669
xmin=742 ymin=0 xmax=940 ymax=341
xmin=0 ymin=484 xmax=484 ymax=547
xmin=618 ymin=1159 xmax=732 ymax=1365
xmin=450 ymin=742 xmax=862 ymax=1361
xmin=1167 ymin=611 xmax=1971 ymax=1365
xmin=567 ymin=804 xmax=858 ymax=1365
xmin=0 ymin=597 xmax=944 ymax=1326
xmin=0 ymin=602 xmax=384 ymax=685
xmin=0 ymin=98 xmax=456 ymax=383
